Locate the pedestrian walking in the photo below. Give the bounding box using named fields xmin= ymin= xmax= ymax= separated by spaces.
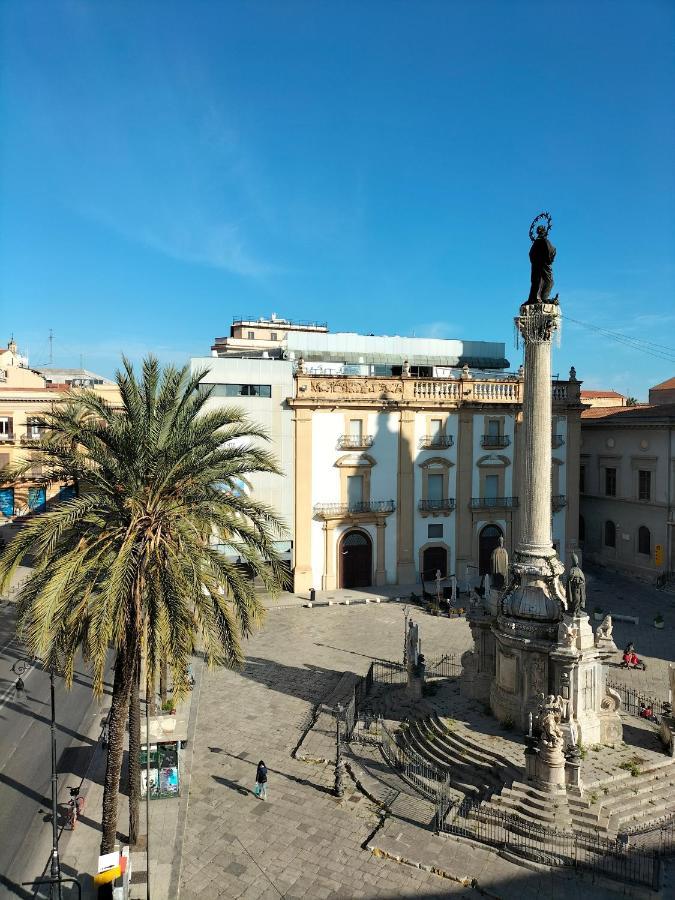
xmin=254 ymin=760 xmax=268 ymax=800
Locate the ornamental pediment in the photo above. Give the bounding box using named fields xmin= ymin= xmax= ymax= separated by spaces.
xmin=419 ymin=456 xmax=454 ymax=469
xmin=334 ymin=453 xmax=376 ymax=468
xmin=476 ymin=453 xmax=511 ymax=467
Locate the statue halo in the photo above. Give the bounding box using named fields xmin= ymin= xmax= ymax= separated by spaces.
xmin=529 ymin=211 xmax=553 ymax=242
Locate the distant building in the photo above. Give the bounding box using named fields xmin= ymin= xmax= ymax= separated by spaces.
xmin=649 ymin=377 xmax=675 ymax=406
xmin=580 ymin=390 xmax=627 ymax=408
xmin=580 ymin=389 xmax=675 ymax=579
xmin=0 ymin=341 xmax=120 ymax=522
xmin=195 ymin=316 xmax=582 ymax=591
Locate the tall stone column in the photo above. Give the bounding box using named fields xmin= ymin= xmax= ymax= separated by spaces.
xmin=293 ymin=408 xmax=314 ymax=592
xmin=518 ymin=304 xmax=557 ymax=557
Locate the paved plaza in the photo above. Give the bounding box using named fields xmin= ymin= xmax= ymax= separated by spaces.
xmin=176 ymin=567 xmax=675 ymax=899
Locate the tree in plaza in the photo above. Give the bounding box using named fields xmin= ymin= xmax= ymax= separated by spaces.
xmin=0 ymin=357 xmax=288 ymax=852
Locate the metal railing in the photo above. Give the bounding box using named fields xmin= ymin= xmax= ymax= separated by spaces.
xmin=424 ymin=653 xmax=461 ymax=678
xmin=313 ymin=500 xmax=396 ymax=517
xmin=419 ymin=434 xmax=454 ymax=449
xmin=552 ymin=434 xmax=566 ymax=448
xmin=337 ymin=435 xmax=374 ymax=449
xmin=480 ymin=434 xmax=510 ymax=449
xmin=470 ymin=496 xmax=519 ymax=509
xmin=439 ymin=799 xmax=662 ymax=889
xmin=418 ymin=498 xmax=456 ymax=513
xmin=552 ymin=494 xmax=567 ymax=510
xmin=606 ymin=679 xmax=671 ymax=719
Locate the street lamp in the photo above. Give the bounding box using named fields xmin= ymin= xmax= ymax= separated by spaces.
xmin=13 ymin=658 xmax=81 ymax=900
xmin=334 ymin=702 xmax=345 ymax=798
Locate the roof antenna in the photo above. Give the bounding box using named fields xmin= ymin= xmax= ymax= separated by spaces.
xmin=48 ymin=329 xmax=53 ymax=365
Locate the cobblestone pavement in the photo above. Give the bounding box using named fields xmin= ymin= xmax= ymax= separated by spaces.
xmin=178 ymin=569 xmax=675 ymax=899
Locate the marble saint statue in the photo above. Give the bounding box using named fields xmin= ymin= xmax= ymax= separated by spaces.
xmin=490 ymin=536 xmax=509 ymax=590
xmin=528 ymin=225 xmax=557 ymax=303
xmin=566 ymin=553 xmax=586 ymax=617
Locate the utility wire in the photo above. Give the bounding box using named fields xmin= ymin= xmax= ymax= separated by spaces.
xmin=561 ymin=314 xmax=675 ymax=363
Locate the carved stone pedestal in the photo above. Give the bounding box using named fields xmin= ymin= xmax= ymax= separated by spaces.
xmin=536 ymin=740 xmax=567 ymax=790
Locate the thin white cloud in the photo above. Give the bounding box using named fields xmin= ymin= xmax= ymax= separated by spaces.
xmin=414 ymin=321 xmax=459 ymax=339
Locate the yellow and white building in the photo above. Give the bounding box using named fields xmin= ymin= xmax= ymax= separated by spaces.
xmin=197 ymin=317 xmax=583 ymax=593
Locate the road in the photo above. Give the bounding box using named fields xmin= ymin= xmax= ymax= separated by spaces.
xmin=0 ymin=602 xmax=111 ymax=898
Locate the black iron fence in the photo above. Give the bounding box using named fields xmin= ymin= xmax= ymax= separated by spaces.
xmin=440 ymin=798 xmax=663 ymax=890
xmin=425 ymin=653 xmax=461 ymax=678
xmin=380 ymin=719 xmax=447 ymax=803
xmin=606 ymin=678 xmax=671 ymax=719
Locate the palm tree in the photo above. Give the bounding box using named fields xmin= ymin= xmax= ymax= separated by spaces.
xmin=0 ymin=357 xmax=288 ymax=852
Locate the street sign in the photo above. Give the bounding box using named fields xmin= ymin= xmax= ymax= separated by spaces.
xmin=655 ymin=544 xmax=664 ymax=566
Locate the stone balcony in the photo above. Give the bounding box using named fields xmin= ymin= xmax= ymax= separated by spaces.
xmin=469 ymin=496 xmax=519 ymax=509
xmin=337 ymin=434 xmax=374 ymax=449
xmin=313 ymin=500 xmax=396 ymax=520
xmin=419 ymin=434 xmax=454 ymax=449
xmin=418 ymin=498 xmax=456 ymax=517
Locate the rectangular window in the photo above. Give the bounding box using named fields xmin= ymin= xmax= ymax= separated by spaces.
xmin=0 ymin=486 xmax=14 ymax=517
xmin=349 ymin=419 xmax=363 ymax=439
xmin=427 ymin=473 xmax=444 ymax=501
xmin=347 ymin=475 xmax=363 ymax=507
xmin=247 ymin=331 xmax=255 ymax=340
xmin=428 ymin=524 xmax=443 ymax=539
xmin=487 ymin=419 xmax=500 ymax=437
xmin=0 ymin=417 xmax=12 ymax=438
xmin=218 ymin=384 xmax=272 ymax=398
xmin=484 ymin=474 xmax=499 ymax=499
xmin=605 ymin=467 xmax=616 ymax=497
xmin=430 ymin=418 xmax=443 ymax=437
xmin=579 ymin=465 xmax=586 ymax=493
xmin=270 ymin=332 xmax=278 ymax=341
xmin=638 ymin=470 xmax=651 ymax=501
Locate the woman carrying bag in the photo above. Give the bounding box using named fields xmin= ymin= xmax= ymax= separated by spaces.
xmin=254 ymin=760 xmax=268 ymax=800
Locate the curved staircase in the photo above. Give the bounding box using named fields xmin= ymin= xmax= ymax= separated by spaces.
xmin=396 ymin=712 xmax=519 ymax=802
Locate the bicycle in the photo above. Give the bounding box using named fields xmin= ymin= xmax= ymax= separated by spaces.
xmin=66 ymin=786 xmax=85 ymax=830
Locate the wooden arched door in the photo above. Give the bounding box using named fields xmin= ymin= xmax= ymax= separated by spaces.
xmin=422 ymin=546 xmax=448 ymax=581
xmin=340 ymin=530 xmax=372 ymax=588
xmin=479 ymin=524 xmax=503 ymax=576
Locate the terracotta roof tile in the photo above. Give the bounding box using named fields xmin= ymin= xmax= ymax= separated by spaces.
xmin=650 ymin=376 xmax=675 ymax=391
xmin=580 ymin=390 xmax=626 ymax=399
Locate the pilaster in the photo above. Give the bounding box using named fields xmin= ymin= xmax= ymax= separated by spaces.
xmin=293 ymin=408 xmax=314 ymax=592
xmin=375 ymin=519 xmax=387 ymax=586
xmin=396 ymin=409 xmax=416 ymax=583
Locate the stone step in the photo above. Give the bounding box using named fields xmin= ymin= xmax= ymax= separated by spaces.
xmin=400 ymin=728 xmax=484 ymax=799
xmin=610 ymin=796 xmax=675 ymax=834
xmin=416 ymin=721 xmax=506 ymax=791
xmin=407 ymin=721 xmax=501 ymax=794
xmin=598 ymin=774 xmax=675 ymax=813
xmin=428 ymin=713 xmax=520 ymax=782
xmin=592 ymin=756 xmax=675 ymax=793
xmin=487 ymin=794 xmax=574 ymax=828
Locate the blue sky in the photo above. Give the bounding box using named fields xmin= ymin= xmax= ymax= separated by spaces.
xmin=1 ymin=0 xmax=674 ymax=399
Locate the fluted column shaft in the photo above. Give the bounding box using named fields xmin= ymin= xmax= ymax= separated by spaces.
xmin=516 ymin=304 xmax=559 ymax=556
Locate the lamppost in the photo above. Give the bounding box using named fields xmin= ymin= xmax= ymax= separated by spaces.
xmin=13 ymin=659 xmax=81 ymax=899
xmin=334 ymin=702 xmax=345 ymax=798
xmin=402 ymin=606 xmax=410 ymax=667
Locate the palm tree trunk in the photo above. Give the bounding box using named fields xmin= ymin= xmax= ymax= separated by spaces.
xmin=127 ymin=650 xmax=141 ymax=845
xmin=159 ymin=658 xmax=167 ymax=706
xmin=100 ymin=645 xmax=135 ymax=854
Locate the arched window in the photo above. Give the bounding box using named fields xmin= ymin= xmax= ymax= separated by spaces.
xmin=638 ymin=526 xmax=651 ymax=556
xmin=579 ymin=515 xmax=585 ymax=543
xmin=604 ymin=520 xmax=616 ymax=548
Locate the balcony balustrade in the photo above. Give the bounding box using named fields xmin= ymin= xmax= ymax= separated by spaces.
xmin=419 ymin=434 xmax=454 ymax=450
xmin=418 ymin=498 xmax=456 ymax=514
xmin=481 ymin=434 xmax=511 ymax=449
xmin=552 ymin=494 xmax=567 ymax=511
xmin=0 ymin=433 xmax=15 ymax=443
xmin=470 ymin=496 xmax=519 ymax=509
xmin=313 ymin=500 xmax=396 ymax=518
xmin=337 ymin=434 xmax=374 ymax=449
